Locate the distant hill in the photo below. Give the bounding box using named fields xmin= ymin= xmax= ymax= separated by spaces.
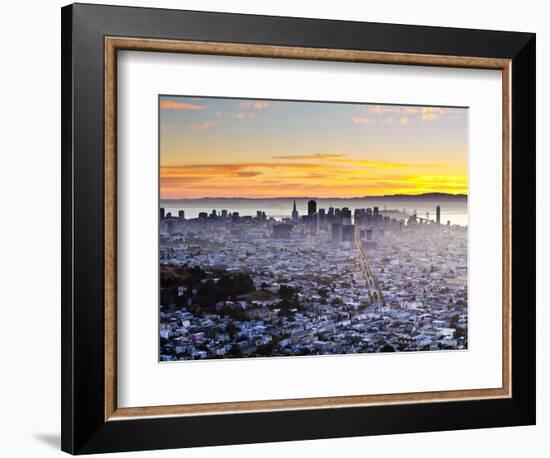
xmin=162 ymin=193 xmax=467 ymax=202
xmin=360 ymin=193 xmax=467 ymax=200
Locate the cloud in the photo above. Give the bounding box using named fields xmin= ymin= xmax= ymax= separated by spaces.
xmin=160 ymin=100 xmax=207 ymax=111
xmin=161 ymin=173 xmax=467 ymax=199
xmin=352 ymin=105 xmax=463 ymax=126
xmin=161 ymin=162 xmax=322 ymax=178
xmin=235 ymin=171 xmax=262 ymax=178
xmin=238 ymin=101 xmax=271 ymax=110
xmin=338 ymin=158 xmax=440 ymax=169
xmin=399 ymin=117 xmax=412 ymax=126
xmin=422 ymin=114 xmax=439 ymax=121
xmin=231 ymin=112 xmax=257 ymax=120
xmin=420 ymin=107 xmax=445 ymax=121
xmin=272 ymin=153 xmax=345 ymax=160
xmin=402 ymin=107 xmax=418 ymax=115
xmin=367 ymin=105 xmax=400 ymax=114
xmin=292 ymin=172 xmax=334 ymax=180
xmin=161 ymin=157 xmax=443 ymax=189
xmin=160 ymin=160 xmax=465 ymax=199
xmin=353 ymin=116 xmax=373 ymax=125
xmin=270 ymin=153 xmax=442 ymax=169
xmin=353 ymin=106 xmax=413 ymax=125
xmin=190 ymin=121 xmax=213 ymax=130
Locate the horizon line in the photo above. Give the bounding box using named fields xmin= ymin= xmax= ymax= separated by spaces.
xmin=160 ymin=193 xmax=468 ymax=201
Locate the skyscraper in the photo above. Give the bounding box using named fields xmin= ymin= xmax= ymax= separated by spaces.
xmin=308 ymin=199 xmax=317 ymax=215
xmin=366 ymin=228 xmax=373 ymax=241
xmin=165 ymin=219 xmax=176 ymax=234
xmin=318 ymin=208 xmax=326 ymax=220
xmin=273 ymin=223 xmax=292 ymax=239
xmin=341 ymin=207 xmax=352 ymax=225
xmin=436 ymin=205 xmax=441 ymax=225
xmin=331 ymin=223 xmax=342 ymax=244
xmin=342 ymin=224 xmax=355 ymax=243
xmin=160 ymin=208 xmax=165 ymax=220
xmin=292 ymin=200 xmax=299 ymax=222
xmin=312 ymin=212 xmax=320 ymax=232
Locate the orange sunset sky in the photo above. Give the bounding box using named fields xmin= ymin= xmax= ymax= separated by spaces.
xmin=160 ymin=96 xmax=468 ymax=199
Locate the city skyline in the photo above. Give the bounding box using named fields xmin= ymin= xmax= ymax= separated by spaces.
xmin=160 ymin=197 xmax=468 ymax=361
xmin=160 ymin=96 xmax=468 ymax=200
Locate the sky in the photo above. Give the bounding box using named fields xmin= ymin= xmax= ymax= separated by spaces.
xmin=160 ymin=95 xmax=468 ymax=199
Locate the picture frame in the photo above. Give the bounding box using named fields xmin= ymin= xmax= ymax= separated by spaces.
xmin=61 ymin=3 xmax=536 ymax=454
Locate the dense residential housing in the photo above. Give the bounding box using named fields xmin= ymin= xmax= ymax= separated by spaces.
xmin=159 ymin=200 xmax=468 ymax=361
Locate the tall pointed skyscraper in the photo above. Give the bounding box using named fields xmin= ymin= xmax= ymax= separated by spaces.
xmin=292 ymin=200 xmax=299 ymax=222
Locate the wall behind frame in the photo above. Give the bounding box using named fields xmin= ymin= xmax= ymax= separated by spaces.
xmin=0 ymin=0 xmax=544 ymax=457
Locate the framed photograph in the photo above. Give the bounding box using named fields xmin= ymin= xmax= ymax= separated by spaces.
xmin=61 ymin=3 xmax=536 ymax=454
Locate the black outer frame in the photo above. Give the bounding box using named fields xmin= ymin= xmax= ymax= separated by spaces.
xmin=61 ymin=3 xmax=536 ymax=454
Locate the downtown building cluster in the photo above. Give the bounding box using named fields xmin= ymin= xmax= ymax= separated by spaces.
xmin=159 ymin=200 xmax=468 ymax=361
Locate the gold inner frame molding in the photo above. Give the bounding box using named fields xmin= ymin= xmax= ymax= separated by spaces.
xmin=104 ymin=36 xmax=512 ymax=421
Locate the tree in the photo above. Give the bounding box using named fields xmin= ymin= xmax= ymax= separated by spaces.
xmin=454 ymin=326 xmax=467 ymax=340
xmin=219 ymin=305 xmax=249 ymax=321
xmin=227 ymin=344 xmax=242 ymax=357
xmin=254 ymin=339 xmax=278 ymax=357
xmin=196 ymin=272 xmax=256 ymax=307
xmin=277 ymin=299 xmax=297 ymax=317
xmin=160 ymin=264 xmax=207 ymax=288
xmin=196 ymin=279 xmax=221 ymax=307
xmin=278 ymin=284 xmax=298 ymax=300
xmin=218 ymin=273 xmax=255 ymax=297
xmin=318 ymin=288 xmax=329 ymax=298
xmin=226 ymin=322 xmax=237 ymax=337
xmin=296 ymin=348 xmax=312 ymax=356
